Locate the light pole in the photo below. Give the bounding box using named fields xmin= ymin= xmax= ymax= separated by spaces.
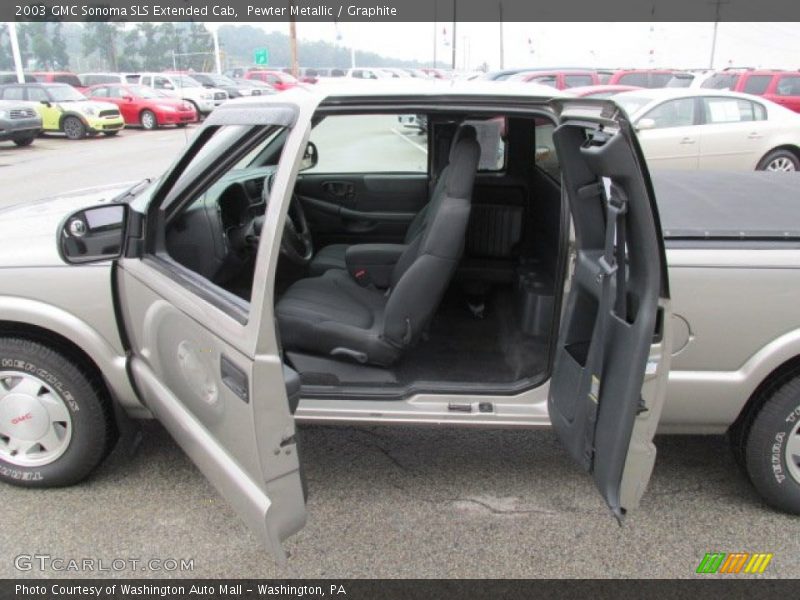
xmin=7 ymin=22 xmax=25 ymax=84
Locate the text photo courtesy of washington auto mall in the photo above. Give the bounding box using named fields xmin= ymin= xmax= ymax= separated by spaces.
xmin=1 ymin=0 xmax=800 ymax=597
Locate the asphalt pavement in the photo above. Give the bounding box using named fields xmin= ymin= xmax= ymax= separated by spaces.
xmin=1 ymin=123 xmax=799 ymax=579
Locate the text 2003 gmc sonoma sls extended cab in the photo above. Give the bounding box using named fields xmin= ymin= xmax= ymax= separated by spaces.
xmin=0 ymin=82 xmax=799 ymax=559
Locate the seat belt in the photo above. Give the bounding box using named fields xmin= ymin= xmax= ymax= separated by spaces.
xmin=581 ymin=180 xmax=628 ymax=470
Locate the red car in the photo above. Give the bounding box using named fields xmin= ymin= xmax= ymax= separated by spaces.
xmin=30 ymin=71 xmax=86 ymax=93
xmin=244 ymin=70 xmax=298 ymax=91
xmin=601 ymin=69 xmax=686 ymax=88
xmin=702 ymin=70 xmax=800 ymax=114
xmin=567 ymin=84 xmax=643 ymax=98
xmin=516 ymin=69 xmax=601 ymax=90
xmin=87 ymin=83 xmax=197 ymax=129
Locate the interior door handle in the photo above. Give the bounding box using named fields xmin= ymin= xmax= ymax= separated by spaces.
xmin=322 ymin=181 xmax=355 ymax=200
xmin=679 ymin=137 xmax=696 ymax=145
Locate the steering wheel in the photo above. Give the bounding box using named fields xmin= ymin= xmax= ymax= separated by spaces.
xmin=227 ymin=175 xmax=314 ymax=266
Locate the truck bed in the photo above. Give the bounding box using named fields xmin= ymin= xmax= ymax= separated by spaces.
xmin=651 ymin=171 xmax=800 ymax=240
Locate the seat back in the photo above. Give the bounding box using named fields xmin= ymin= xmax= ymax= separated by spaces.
xmin=382 ymin=126 xmax=480 ymax=346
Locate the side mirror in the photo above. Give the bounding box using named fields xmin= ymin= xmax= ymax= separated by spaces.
xmin=162 ymin=83 xmax=174 ymax=90
xmin=60 ymin=204 xmax=128 ymax=264
xmin=40 ymin=100 xmax=51 ymax=107
xmin=299 ymin=141 xmax=318 ymax=171
xmin=123 ymin=95 xmax=133 ymax=102
xmin=636 ymin=118 xmax=656 ymax=131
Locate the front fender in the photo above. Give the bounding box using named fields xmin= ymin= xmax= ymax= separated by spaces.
xmin=0 ymin=295 xmax=146 ymax=417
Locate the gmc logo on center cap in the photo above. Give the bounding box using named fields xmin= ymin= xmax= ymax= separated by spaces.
xmin=11 ymin=413 xmax=33 ymax=425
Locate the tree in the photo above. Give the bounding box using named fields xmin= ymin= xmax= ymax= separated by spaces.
xmin=51 ymin=24 xmax=69 ymax=69
xmin=82 ymin=22 xmax=122 ymax=71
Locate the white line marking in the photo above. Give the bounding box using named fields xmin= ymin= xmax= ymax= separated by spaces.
xmin=391 ymin=127 xmax=428 ymax=155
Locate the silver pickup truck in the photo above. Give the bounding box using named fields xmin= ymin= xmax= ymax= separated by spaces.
xmin=0 ymin=83 xmax=798 ymax=560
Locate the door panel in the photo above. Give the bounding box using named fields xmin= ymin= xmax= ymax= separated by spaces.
xmin=637 ymin=126 xmax=699 ymax=170
xmin=296 ymin=173 xmax=428 ymax=246
xmin=548 ymin=100 xmax=672 ymax=519
xmin=697 ymin=122 xmax=764 ymax=170
xmin=116 ymin=260 xmax=306 ymax=560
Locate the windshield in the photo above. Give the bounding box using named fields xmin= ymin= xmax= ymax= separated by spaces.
xmin=46 ymin=85 xmax=87 ymax=102
xmin=173 ymin=75 xmax=202 ymax=88
xmin=614 ymin=95 xmax=652 ymax=117
xmin=209 ymin=74 xmax=235 ymax=86
xmin=128 ymin=85 xmax=160 ymax=99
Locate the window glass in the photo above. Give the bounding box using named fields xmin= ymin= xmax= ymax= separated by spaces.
xmin=91 ymin=86 xmax=109 ymax=97
xmin=107 ymin=86 xmax=124 ymax=98
xmin=534 ymin=118 xmax=559 ymax=180
xmin=650 ymin=73 xmax=674 ymax=87
xmin=618 ymin=73 xmax=648 ymax=86
xmin=2 ymin=86 xmax=25 ymax=100
xmin=154 ymin=76 xmax=171 ymax=89
xmin=27 ymin=87 xmax=49 ymax=102
xmin=54 ymin=74 xmax=82 ymax=87
xmin=666 ymin=74 xmax=693 ymax=88
xmin=464 ymin=118 xmax=506 ymax=171
xmin=564 ymin=74 xmax=594 ymax=88
xmin=307 ymin=114 xmax=428 ymax=173
xmin=776 ymin=76 xmax=800 ymax=97
xmin=701 ymin=73 xmax=737 ymax=89
xmin=641 ymin=98 xmax=695 ymax=128
xmin=597 ymin=72 xmax=612 ymax=84
xmin=742 ymin=75 xmax=772 ymax=95
xmin=532 ymin=75 xmax=557 ymax=88
xmin=703 ymin=97 xmax=766 ymax=123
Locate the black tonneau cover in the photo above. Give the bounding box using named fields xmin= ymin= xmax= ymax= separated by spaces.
xmin=651 ymin=171 xmax=800 ymax=239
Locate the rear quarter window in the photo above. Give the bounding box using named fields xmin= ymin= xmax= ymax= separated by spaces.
xmin=742 ymin=75 xmax=773 ymax=95
xmin=564 ymin=74 xmax=594 ymax=88
xmin=618 ymin=73 xmax=648 ymax=87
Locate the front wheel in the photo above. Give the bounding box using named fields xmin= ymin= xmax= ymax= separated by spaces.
xmin=13 ymin=135 xmax=35 ymax=147
xmin=0 ymin=338 xmax=117 ymax=488
xmin=62 ymin=116 xmax=86 ymax=140
xmin=140 ymin=109 xmax=158 ymax=130
xmin=744 ymin=375 xmax=800 ymax=514
xmin=757 ymin=149 xmax=800 ymax=172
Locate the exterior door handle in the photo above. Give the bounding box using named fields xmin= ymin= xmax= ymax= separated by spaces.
xmin=679 ymin=137 xmax=696 ymax=145
xmin=221 ymin=355 xmax=249 ymax=403
xmin=747 ymin=132 xmax=762 ymax=139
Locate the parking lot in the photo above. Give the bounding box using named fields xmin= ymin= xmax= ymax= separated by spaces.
xmin=1 ymin=123 xmax=800 ymax=579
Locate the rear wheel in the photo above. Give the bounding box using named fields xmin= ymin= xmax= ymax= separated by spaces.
xmin=757 ymin=149 xmax=799 ymax=172
xmin=12 ymin=135 xmax=35 ymax=147
xmin=0 ymin=338 xmax=117 ymax=487
xmin=743 ymin=375 xmax=800 ymax=514
xmin=140 ymin=109 xmax=158 ymax=130
xmin=62 ymin=116 xmax=86 ymax=140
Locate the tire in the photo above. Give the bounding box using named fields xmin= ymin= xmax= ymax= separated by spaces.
xmin=756 ymin=149 xmax=800 ymax=172
xmin=103 ymin=130 xmax=119 ymax=137
xmin=62 ymin=116 xmax=86 ymax=140
xmin=140 ymin=109 xmax=158 ymax=130
xmin=13 ymin=135 xmax=35 ymax=147
xmin=0 ymin=337 xmax=117 ymax=488
xmin=744 ymin=375 xmax=800 ymax=514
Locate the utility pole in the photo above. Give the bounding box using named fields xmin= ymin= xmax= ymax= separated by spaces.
xmin=433 ymin=1 xmax=437 ymax=68
xmin=7 ymin=23 xmax=24 ymax=83
xmin=708 ymin=0 xmax=731 ymax=69
xmin=289 ymin=11 xmax=298 ymax=78
xmin=498 ymin=2 xmax=504 ymax=69
xmin=451 ymin=0 xmax=456 ymax=70
xmin=211 ymin=28 xmax=222 ymax=74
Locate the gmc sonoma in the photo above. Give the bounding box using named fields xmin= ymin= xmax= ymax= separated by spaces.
xmin=0 ymin=82 xmax=798 ymax=560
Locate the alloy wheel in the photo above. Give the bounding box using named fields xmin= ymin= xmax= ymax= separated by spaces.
xmin=766 ymin=156 xmax=797 ymax=172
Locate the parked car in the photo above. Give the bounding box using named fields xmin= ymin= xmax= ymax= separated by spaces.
xmin=601 ymin=69 xmax=690 ymax=88
xmin=703 ymin=70 xmax=800 ymax=114
xmin=512 ymin=69 xmax=601 ymax=89
xmin=86 ymin=84 xmax=197 ymax=129
xmin=176 ymin=72 xmax=243 ymax=99
xmin=0 ymin=99 xmax=42 ymax=146
xmin=136 ymin=73 xmax=227 ymax=116
xmin=244 ymin=70 xmax=299 ymax=91
xmin=614 ymin=88 xmax=800 ymax=171
xmin=30 ymin=71 xmax=84 ymax=92
xmin=0 ymin=83 xmax=124 ymax=139
xmin=481 ymin=68 xmax=541 ymax=81
xmin=234 ymin=79 xmax=276 ymax=96
xmin=567 ymin=84 xmax=643 ymax=98
xmin=699 ymin=67 xmax=754 ymax=91
xmin=328 ymin=68 xmax=392 ymax=81
xmin=4 ymin=84 xmax=800 ymax=562
xmin=0 ymin=72 xmax=36 ymax=84
xmin=79 ymin=73 xmax=141 ymax=87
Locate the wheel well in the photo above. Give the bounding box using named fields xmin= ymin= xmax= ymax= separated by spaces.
xmin=730 ymin=354 xmax=800 ymax=436
xmin=762 ymin=145 xmax=800 ymax=164
xmin=0 ymin=320 xmax=111 ymax=403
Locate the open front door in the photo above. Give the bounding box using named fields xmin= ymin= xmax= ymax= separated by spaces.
xmin=113 ymin=102 xmax=312 ymax=560
xmin=548 ymin=99 xmax=672 ymax=519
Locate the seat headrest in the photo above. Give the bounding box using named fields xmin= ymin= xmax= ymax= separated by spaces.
xmin=449 ymin=124 xmax=478 ymax=162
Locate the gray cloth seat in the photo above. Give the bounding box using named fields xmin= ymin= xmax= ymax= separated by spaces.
xmin=276 ymin=126 xmax=480 ymax=366
xmin=307 ymin=124 xmax=473 ymax=276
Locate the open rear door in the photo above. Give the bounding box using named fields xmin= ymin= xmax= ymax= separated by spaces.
xmin=547 ymin=99 xmax=672 ymax=519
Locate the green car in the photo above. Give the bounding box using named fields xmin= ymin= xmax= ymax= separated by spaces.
xmin=0 ymin=82 xmax=124 ymax=139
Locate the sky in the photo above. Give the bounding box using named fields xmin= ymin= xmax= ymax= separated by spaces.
xmin=209 ymin=21 xmax=800 ymax=71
